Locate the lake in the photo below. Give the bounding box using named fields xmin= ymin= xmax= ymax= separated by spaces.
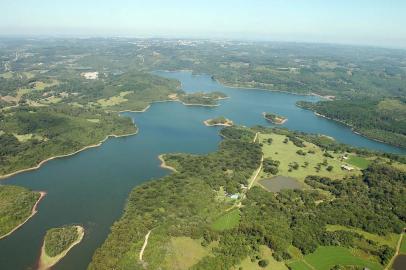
xmin=0 ymin=71 xmax=404 ymax=270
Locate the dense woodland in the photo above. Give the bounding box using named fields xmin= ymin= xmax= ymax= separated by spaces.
xmin=44 ymin=225 xmax=80 ymax=257
xmin=89 ymin=126 xmax=406 ymax=270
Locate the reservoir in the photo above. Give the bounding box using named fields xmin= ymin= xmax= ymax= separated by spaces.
xmin=0 ymin=71 xmax=404 ymax=270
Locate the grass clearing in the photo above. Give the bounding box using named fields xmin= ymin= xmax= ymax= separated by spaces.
xmin=287 ymin=260 xmax=313 ymax=270
xmin=400 ymin=236 xmax=406 ymax=254
xmin=258 ymin=133 xmax=359 ymax=183
xmin=97 ymin=91 xmax=133 ymax=107
xmin=211 ymin=209 xmax=240 ymax=231
xmin=326 ymin=225 xmax=399 ymax=248
xmin=347 ymin=155 xmax=371 ymax=169
xmin=259 ymin=176 xmax=304 ymax=192
xmin=236 ymin=246 xmax=289 ymax=270
xmin=0 ymin=72 xmax=13 ymax=79
xmin=293 ymin=246 xmax=383 ymax=270
xmin=163 ymin=237 xmax=210 ymax=270
xmin=87 ymin=119 xmax=100 ymax=123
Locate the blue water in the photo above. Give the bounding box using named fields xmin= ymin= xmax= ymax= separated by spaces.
xmin=0 ymin=71 xmax=404 ymax=270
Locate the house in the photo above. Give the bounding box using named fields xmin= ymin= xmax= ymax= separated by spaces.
xmin=341 ymin=164 xmax=354 ymax=171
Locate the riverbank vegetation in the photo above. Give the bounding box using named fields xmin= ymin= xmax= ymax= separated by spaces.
xmin=89 ymin=126 xmax=406 ymax=270
xmin=0 ymin=185 xmax=42 ymax=238
xmin=297 ymin=98 xmax=406 ymax=148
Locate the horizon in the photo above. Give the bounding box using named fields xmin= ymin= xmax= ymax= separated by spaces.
xmin=2 ymin=0 xmax=406 ymax=49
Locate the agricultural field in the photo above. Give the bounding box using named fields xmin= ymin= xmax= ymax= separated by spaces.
xmin=326 ymin=225 xmax=399 ymax=248
xmin=162 ymin=237 xmax=212 ymax=270
xmin=258 ymin=133 xmax=360 ymax=183
xmin=288 ymin=246 xmax=383 ymax=270
xmin=346 ymin=155 xmax=371 ymax=169
xmin=235 ymin=246 xmax=288 ymax=270
xmin=258 ymin=176 xmax=303 ymax=192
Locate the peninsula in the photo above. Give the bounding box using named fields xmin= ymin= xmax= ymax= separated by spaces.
xmin=90 ymin=126 xmax=406 ymax=270
xmin=0 ymin=185 xmax=45 ymax=239
xmin=169 ymin=91 xmax=228 ymax=106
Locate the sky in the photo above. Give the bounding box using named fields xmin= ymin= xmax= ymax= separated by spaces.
xmin=1 ymin=0 xmax=406 ymax=48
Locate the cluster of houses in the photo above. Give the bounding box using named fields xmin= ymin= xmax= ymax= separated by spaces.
xmin=340 ymin=155 xmax=354 ymax=171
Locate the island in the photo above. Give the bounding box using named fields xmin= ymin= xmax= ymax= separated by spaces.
xmin=0 ymin=185 xmax=45 ymax=239
xmin=263 ymin=112 xmax=288 ymax=124
xmin=170 ymin=91 xmax=228 ymax=106
xmin=203 ymin=116 xmax=234 ymax=127
xmin=38 ymin=225 xmax=84 ymax=270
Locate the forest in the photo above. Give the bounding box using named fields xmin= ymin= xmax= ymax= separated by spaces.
xmin=44 ymin=225 xmax=81 ymax=257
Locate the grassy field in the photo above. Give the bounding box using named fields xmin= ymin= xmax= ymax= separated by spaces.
xmin=211 ymin=209 xmax=241 ymax=231
xmin=96 ymin=91 xmax=133 ymax=107
xmin=235 ymin=246 xmax=288 ymax=270
xmin=258 ymin=133 xmax=359 ymax=183
xmin=347 ymin=155 xmax=371 ymax=169
xmin=400 ymin=236 xmax=406 ymax=254
xmin=326 ymin=225 xmax=399 ymax=248
xmin=288 ymin=246 xmax=383 ymax=270
xmin=0 ymin=72 xmax=13 ymax=79
xmin=163 ymin=237 xmax=211 ymax=270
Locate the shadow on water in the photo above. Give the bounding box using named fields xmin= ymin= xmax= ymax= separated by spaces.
xmin=0 ymin=71 xmax=404 ymax=270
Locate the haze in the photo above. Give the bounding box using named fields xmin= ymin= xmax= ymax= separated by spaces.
xmin=1 ymin=0 xmax=406 ymax=48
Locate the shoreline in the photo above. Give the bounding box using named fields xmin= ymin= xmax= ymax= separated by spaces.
xmin=38 ymin=225 xmax=85 ymax=270
xmin=158 ymin=154 xmax=178 ymax=172
xmin=117 ymin=96 xmax=224 ymax=114
xmin=157 ymin=70 xmax=326 ymax=99
xmin=214 ymin=77 xmax=330 ymax=99
xmin=0 ymin=191 xmax=46 ymax=240
xmin=0 ymin=131 xmax=138 ymax=180
xmin=312 ymin=111 xmax=404 ymax=148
